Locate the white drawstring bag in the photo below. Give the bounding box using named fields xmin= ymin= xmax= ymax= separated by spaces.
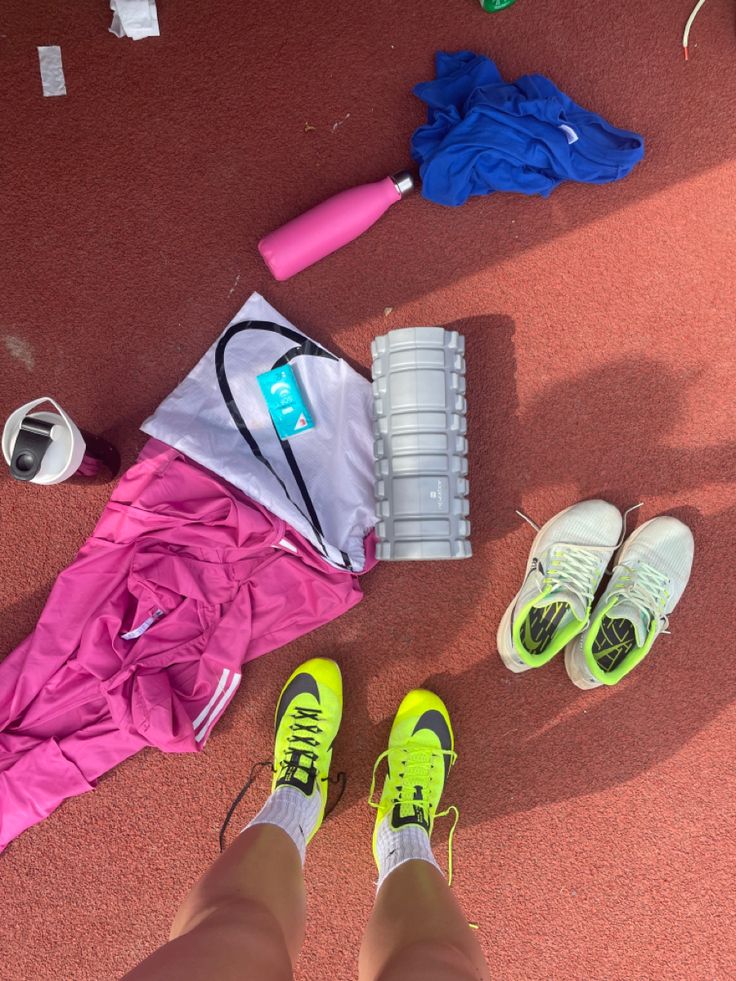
xmin=142 ymin=293 xmax=376 ymax=571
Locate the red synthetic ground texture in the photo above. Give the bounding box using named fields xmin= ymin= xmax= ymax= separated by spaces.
xmin=2 ymin=1 xmax=735 ymax=978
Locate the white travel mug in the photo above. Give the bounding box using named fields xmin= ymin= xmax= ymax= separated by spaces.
xmin=2 ymin=397 xmax=117 ymax=484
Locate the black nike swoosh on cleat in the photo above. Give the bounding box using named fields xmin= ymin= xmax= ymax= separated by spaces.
xmin=274 ymin=672 xmax=321 ymax=733
xmin=411 ymin=709 xmax=453 ymax=780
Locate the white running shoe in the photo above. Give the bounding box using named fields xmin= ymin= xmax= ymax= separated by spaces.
xmin=497 ymin=500 xmax=623 ymax=673
xmin=565 ymin=516 xmax=694 ymax=689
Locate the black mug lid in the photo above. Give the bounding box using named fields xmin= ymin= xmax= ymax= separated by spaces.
xmin=10 ymin=417 xmax=54 ymax=482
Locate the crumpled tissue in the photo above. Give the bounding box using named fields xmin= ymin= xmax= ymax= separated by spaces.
xmin=109 ymin=0 xmax=160 ymax=40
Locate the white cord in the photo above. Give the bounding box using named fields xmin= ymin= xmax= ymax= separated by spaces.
xmin=682 ymin=0 xmax=709 ymax=60
xmin=515 ymin=509 xmax=540 ymax=533
xmin=515 ymin=502 xmax=642 ymax=547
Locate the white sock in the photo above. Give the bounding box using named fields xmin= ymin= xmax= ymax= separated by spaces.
xmin=374 ymin=814 xmax=441 ymax=891
xmin=244 ymin=786 xmax=322 ymax=864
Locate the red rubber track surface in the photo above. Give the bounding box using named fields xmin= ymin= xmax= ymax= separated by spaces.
xmin=1 ymin=2 xmax=735 ymax=978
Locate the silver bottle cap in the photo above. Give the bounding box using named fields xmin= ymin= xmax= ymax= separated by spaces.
xmin=390 ymin=171 xmax=415 ymax=197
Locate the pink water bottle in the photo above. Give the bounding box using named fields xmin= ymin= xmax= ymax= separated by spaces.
xmin=258 ymin=171 xmax=414 ymax=280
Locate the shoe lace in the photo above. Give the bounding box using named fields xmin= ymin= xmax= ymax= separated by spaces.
xmin=369 ymin=744 xmax=460 ymax=884
xmin=218 ymin=758 xmax=347 ymax=853
xmin=541 ymin=547 xmax=602 ymax=611
xmin=217 ymin=707 xmax=349 ymax=853
xmin=516 ymin=503 xmax=645 ymax=613
xmin=610 ymin=561 xmax=672 ymax=633
xmin=279 ymin=706 xmax=325 ymax=783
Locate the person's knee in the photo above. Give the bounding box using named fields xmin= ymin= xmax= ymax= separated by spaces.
xmin=168 ymin=897 xmax=294 ymax=980
xmin=173 ymin=894 xmax=281 ymax=941
xmin=375 ymin=938 xmax=489 ymax=981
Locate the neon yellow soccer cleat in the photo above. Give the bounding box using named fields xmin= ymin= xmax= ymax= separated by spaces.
xmin=271 ymin=657 xmax=343 ymax=843
xmin=370 ymin=689 xmax=458 ymax=873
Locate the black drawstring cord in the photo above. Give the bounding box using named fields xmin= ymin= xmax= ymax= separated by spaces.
xmin=324 ymin=770 xmax=347 ymax=819
xmin=219 ymin=764 xmax=348 ymax=852
xmin=219 ymin=760 xmax=273 ymax=852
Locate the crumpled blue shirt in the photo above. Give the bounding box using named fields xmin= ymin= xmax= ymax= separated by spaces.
xmin=412 ymin=51 xmax=645 ymax=206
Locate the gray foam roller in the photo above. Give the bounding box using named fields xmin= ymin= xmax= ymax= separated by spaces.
xmin=371 ymin=327 xmax=471 ymax=561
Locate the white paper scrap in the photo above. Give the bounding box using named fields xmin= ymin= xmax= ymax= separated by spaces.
xmin=37 ymin=46 xmax=67 ymax=97
xmin=109 ymin=0 xmax=160 ymax=40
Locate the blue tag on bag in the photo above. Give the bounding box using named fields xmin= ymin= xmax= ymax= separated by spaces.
xmin=257 ymin=365 xmax=315 ymax=440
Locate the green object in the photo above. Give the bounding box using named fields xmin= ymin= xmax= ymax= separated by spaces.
xmin=369 ymin=689 xmax=459 ymax=884
xmin=480 ymin=0 xmax=518 ymax=11
xmin=270 ymin=658 xmax=343 ymax=841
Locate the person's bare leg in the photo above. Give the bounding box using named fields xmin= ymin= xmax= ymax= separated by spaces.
xmin=359 ymin=688 xmax=490 ymax=981
xmin=124 ymin=656 xmax=345 ymax=981
xmin=123 ymin=824 xmax=303 ymax=981
xmin=359 ymin=859 xmax=489 ymax=981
